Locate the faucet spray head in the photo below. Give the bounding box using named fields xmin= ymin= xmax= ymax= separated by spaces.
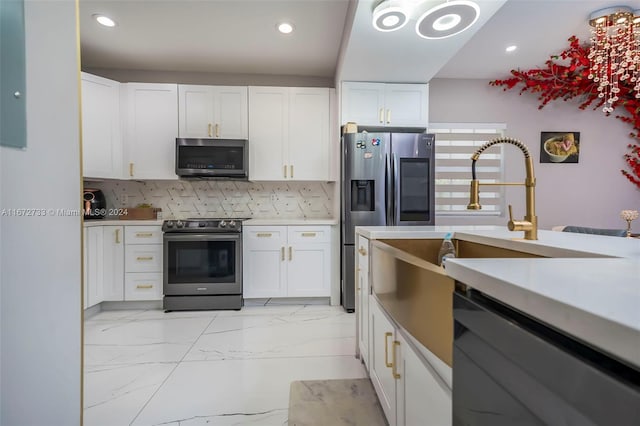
xmin=467 ymin=180 xmax=481 ymax=210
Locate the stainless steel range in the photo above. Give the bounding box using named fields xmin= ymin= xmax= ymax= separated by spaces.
xmin=163 ymin=218 xmax=243 ymax=311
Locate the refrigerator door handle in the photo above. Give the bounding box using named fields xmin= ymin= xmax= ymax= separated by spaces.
xmin=391 ymin=153 xmax=398 ymax=226
xmin=385 ymin=153 xmax=392 ymax=226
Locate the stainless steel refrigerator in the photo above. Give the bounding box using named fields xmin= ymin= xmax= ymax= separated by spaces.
xmin=341 ymin=132 xmax=435 ymax=312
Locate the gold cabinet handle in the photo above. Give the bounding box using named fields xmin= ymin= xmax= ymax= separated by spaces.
xmin=386 ymin=109 xmax=391 ymax=124
xmin=284 ymin=165 xmax=287 ymax=178
xmin=384 ymin=332 xmax=393 ymax=368
xmin=379 ymin=108 xmax=384 ymax=123
xmin=392 ymin=341 xmax=401 ymax=379
xmin=281 ymin=246 xmax=285 ymax=261
xmin=208 ymin=123 xmax=213 ymax=137
xmin=136 ymin=232 xmax=153 ymax=238
xmin=356 ymin=267 xmax=361 ymax=291
xmin=289 ymin=246 xmax=292 ymax=261
xmin=136 ymin=284 xmax=153 ymax=289
xmin=136 ymin=256 xmax=153 ymax=261
xmin=358 ymin=246 xmax=367 ymax=256
xmin=257 ymin=233 xmax=272 ymax=237
xmin=290 ymin=165 xmax=294 ymax=178
xmin=115 ymin=229 xmax=121 ymax=244
xmin=129 ymin=162 xmax=134 ymax=177
xmin=301 ymin=232 xmax=316 ymax=237
xmin=215 ymin=123 xmax=220 ymax=138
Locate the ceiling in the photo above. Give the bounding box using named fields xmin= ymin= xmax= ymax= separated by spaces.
xmin=79 ymin=0 xmax=640 ymax=83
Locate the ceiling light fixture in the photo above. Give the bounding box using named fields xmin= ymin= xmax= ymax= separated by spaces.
xmin=277 ymin=22 xmax=294 ymax=34
xmin=415 ymin=0 xmax=479 ymax=39
xmin=505 ymin=45 xmax=517 ymax=53
xmin=93 ymin=14 xmax=116 ymax=27
xmin=587 ymin=6 xmax=640 ymax=113
xmin=372 ymin=0 xmax=410 ymax=32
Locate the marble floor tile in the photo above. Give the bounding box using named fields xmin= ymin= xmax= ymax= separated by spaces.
xmin=131 ymin=356 xmax=367 ymax=426
xmin=84 ymin=362 xmax=177 ymax=426
xmin=85 ymin=316 xmax=214 ymax=366
xmin=86 ymin=309 xmax=148 ymax=321
xmin=184 ymin=308 xmax=355 ymax=361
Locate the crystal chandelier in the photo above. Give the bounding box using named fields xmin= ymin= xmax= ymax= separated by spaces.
xmin=588 ymin=6 xmax=640 ymax=113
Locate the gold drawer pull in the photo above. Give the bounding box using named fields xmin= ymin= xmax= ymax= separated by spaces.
xmin=136 ymin=232 xmax=154 ymax=238
xmin=284 ymin=165 xmax=287 ymax=178
xmin=136 ymin=256 xmax=153 ymax=261
xmin=208 ymin=123 xmax=213 ymax=137
xmin=358 ymin=246 xmax=367 ymax=256
xmin=281 ymin=246 xmax=285 ymax=261
xmin=129 ymin=162 xmax=134 ymax=177
xmin=136 ymin=284 xmax=153 ymax=289
xmin=384 ymin=332 xmax=393 ymax=368
xmin=392 ymin=341 xmax=401 ymax=379
xmin=301 ymin=232 xmax=316 ymax=237
xmin=215 ymin=123 xmax=220 ymax=138
xmin=289 ymin=246 xmax=292 ymax=261
xmin=115 ymin=229 xmax=121 ymax=244
xmin=290 ymin=165 xmax=294 ymax=178
xmin=257 ymin=233 xmax=272 ymax=238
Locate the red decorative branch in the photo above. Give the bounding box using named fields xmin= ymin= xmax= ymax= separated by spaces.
xmin=489 ymin=36 xmax=640 ymax=190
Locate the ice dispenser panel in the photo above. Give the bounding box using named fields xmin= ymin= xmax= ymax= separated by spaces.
xmin=351 ymin=180 xmax=375 ymax=211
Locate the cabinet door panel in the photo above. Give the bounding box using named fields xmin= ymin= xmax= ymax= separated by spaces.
xmin=86 ymin=226 xmax=104 ymax=308
xmin=244 ymin=248 xmax=286 ymax=298
xmin=215 ymin=86 xmax=248 ymax=139
xmin=81 ymin=72 xmax=122 ymax=179
xmin=357 ymin=235 xmax=370 ymax=367
xmin=287 ymin=244 xmax=329 ymax=297
xmin=397 ymin=333 xmax=451 ymax=426
xmin=248 ymin=87 xmax=288 ymax=180
xmin=289 ymin=88 xmax=329 ymax=180
xmin=103 ymin=226 xmax=125 ymax=301
xmin=384 ymin=84 xmax=428 ymax=127
xmin=341 ymin=82 xmax=385 ymax=126
xmin=178 ymin=85 xmax=214 ymax=138
xmin=124 ymin=83 xmax=178 ymax=179
xmin=369 ymin=296 xmax=397 ymax=426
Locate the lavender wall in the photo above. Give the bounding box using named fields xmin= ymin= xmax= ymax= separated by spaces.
xmin=429 ymin=78 xmax=640 ymax=231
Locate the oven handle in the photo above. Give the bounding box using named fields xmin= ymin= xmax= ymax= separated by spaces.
xmin=163 ymin=233 xmax=241 ymax=242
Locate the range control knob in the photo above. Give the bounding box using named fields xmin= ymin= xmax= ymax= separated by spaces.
xmin=176 ymin=220 xmax=185 ymax=228
xmin=165 ymin=220 xmax=175 ymax=228
xmin=228 ymin=220 xmax=236 ymax=228
xmin=219 ymin=220 xmax=227 ymax=228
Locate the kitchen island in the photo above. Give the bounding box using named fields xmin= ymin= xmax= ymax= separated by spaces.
xmin=355 ymin=225 xmax=640 ymax=426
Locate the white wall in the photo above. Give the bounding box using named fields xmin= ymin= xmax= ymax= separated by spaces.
xmin=430 ymin=78 xmax=640 ymax=231
xmin=0 ymin=1 xmax=82 ymax=425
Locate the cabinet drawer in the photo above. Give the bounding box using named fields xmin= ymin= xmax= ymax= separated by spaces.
xmin=125 ymin=226 xmax=162 ymax=244
xmin=125 ymin=273 xmax=162 ymax=301
xmin=243 ymin=226 xmax=287 ymax=246
xmin=125 ymin=244 xmax=162 ymax=272
xmin=287 ymin=226 xmax=330 ymax=244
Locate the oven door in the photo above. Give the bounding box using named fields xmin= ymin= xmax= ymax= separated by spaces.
xmin=163 ymin=233 xmax=242 ymax=295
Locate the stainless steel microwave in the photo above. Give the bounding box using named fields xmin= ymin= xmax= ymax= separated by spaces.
xmin=175 ymin=138 xmax=248 ymax=179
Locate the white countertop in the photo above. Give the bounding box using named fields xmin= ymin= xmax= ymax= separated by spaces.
xmin=83 ymin=219 xmax=163 ymax=227
xmin=356 ymin=225 xmax=640 ymax=368
xmin=243 ymin=218 xmax=338 ymax=226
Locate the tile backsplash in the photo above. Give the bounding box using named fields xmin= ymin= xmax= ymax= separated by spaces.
xmin=86 ymin=180 xmax=335 ymax=220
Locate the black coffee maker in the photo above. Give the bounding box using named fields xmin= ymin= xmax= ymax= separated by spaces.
xmin=83 ymin=188 xmax=106 ymax=219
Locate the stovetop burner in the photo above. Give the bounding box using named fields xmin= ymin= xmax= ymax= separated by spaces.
xmin=162 ymin=218 xmax=246 ymax=233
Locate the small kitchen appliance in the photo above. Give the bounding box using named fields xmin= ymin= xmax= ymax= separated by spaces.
xmin=83 ymin=188 xmax=106 ymax=219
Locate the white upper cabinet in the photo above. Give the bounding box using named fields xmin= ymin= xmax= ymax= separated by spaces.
xmin=341 ymin=82 xmax=428 ymax=128
xmin=249 ymin=86 xmax=331 ymax=181
xmin=122 ymin=83 xmax=179 ymax=180
xmin=81 ymin=72 xmax=124 ymax=179
xmin=178 ymin=85 xmax=248 ymax=139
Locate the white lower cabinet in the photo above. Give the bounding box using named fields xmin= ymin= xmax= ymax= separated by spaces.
xmin=83 ymin=224 xmax=162 ymax=309
xmin=84 ymin=226 xmax=105 ymax=309
xmin=243 ymin=225 xmax=331 ymax=298
xmin=102 ymin=226 xmax=125 ymax=301
xmin=369 ymin=295 xmax=452 ymax=426
xmin=356 ymin=235 xmax=370 ymax=368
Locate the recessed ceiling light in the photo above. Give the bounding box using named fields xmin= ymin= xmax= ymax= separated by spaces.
xmin=505 ymin=45 xmax=517 ymax=53
xmin=277 ymin=22 xmax=294 ymax=34
xmin=415 ymin=0 xmax=480 ymax=39
xmin=372 ymin=0 xmax=410 ymax=32
xmin=93 ymin=14 xmax=116 ymax=27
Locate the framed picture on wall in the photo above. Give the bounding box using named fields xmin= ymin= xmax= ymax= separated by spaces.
xmin=540 ymin=131 xmax=580 ymax=163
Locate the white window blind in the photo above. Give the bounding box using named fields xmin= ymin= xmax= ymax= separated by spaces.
xmin=430 ymin=125 xmax=505 ymax=216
